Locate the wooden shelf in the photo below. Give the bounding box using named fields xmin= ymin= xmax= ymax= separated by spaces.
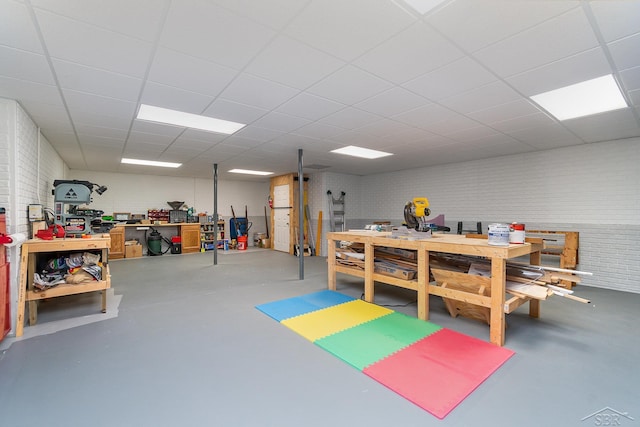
xmin=16 ymin=235 xmax=112 ymax=337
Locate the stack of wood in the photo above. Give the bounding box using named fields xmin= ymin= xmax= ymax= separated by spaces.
xmin=335 ymin=243 xmax=418 ymax=280
xmin=429 ymin=253 xmax=591 ymax=323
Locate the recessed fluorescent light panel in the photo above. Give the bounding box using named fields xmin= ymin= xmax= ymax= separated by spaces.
xmin=121 ymin=158 xmax=182 ymax=168
xmin=331 ymin=145 xmax=393 ymax=159
xmin=136 ymin=104 xmax=245 ymax=135
xmin=530 ymin=74 xmax=627 ymax=121
xmin=229 ymin=169 xmax=273 ymax=176
xmin=401 ymin=0 xmax=449 ymax=14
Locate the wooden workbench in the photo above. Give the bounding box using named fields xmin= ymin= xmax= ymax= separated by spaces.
xmin=16 ymin=235 xmax=111 ymax=337
xmin=326 ymin=231 xmax=542 ymax=346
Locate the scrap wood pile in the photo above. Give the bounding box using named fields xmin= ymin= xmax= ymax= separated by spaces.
xmin=429 ymin=253 xmax=591 ymax=304
xmin=335 ymin=243 xmax=418 ymax=280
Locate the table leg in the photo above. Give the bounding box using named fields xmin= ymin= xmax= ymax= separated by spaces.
xmin=490 ymin=258 xmax=506 ymax=346
xmin=529 ymin=248 xmax=541 ymax=318
xmin=327 ymin=238 xmax=336 ymax=291
xmin=363 ymin=241 xmax=374 ymax=303
xmin=15 ymin=246 xmax=29 ymax=337
xmin=417 ymin=248 xmax=428 ymax=320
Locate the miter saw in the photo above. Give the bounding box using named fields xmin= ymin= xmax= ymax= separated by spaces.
xmin=52 ymin=180 xmax=107 ymax=236
xmin=404 ymin=197 xmax=432 ymax=232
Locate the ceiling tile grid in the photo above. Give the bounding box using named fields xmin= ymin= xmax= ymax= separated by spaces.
xmin=1 ymin=0 xmax=639 ymax=180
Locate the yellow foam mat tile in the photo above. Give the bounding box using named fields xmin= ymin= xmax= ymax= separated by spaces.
xmin=281 ymin=299 xmax=393 ymax=342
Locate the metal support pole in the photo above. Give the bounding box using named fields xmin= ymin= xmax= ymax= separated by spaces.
xmin=213 ymin=163 xmax=218 ymax=265
xmin=298 ymin=149 xmax=304 ymax=280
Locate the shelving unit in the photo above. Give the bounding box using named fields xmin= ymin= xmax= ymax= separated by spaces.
xmin=147 ymin=209 xmax=170 ymax=222
xmin=200 ymin=220 xmax=226 ymax=250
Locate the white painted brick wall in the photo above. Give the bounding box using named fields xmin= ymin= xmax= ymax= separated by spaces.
xmin=0 ymin=100 xmax=66 ymax=336
xmin=313 ymin=138 xmax=640 ymax=293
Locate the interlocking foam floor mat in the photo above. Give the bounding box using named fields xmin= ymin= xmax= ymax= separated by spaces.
xmin=256 ymin=290 xmax=514 ymax=419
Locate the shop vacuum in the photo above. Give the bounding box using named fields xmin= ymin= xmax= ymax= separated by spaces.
xmin=146 ymin=228 xmax=176 ymax=256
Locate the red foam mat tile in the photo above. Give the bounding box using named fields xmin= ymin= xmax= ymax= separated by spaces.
xmin=363 ymin=328 xmax=514 ymax=419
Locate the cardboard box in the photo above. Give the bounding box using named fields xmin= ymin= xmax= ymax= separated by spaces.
xmin=125 ymin=244 xmax=142 ymax=258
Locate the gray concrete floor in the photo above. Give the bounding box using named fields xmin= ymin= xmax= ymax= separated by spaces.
xmin=0 ymin=249 xmax=638 ymax=427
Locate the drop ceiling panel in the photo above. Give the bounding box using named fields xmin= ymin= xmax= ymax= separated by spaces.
xmin=208 ymin=0 xmax=308 ymax=31
xmin=505 ymin=47 xmax=611 ymax=96
xmin=53 ymin=59 xmax=142 ymax=101
xmin=318 ymin=107 xmax=381 ymax=130
xmin=291 ymin=122 xmax=346 ymax=140
xmin=403 ymin=57 xmax=496 ymax=100
xmin=158 ymin=147 xmax=204 ymax=163
xmin=130 ymin=120 xmax=184 ymax=138
xmin=608 ymin=33 xmax=640 ymax=71
xmin=219 ymin=73 xmax=299 ymax=111
xmin=127 ymin=131 xmax=176 ymax=147
xmin=160 ymin=0 xmax=275 ymax=69
xmin=392 ymin=103 xmax=459 ymax=129
xmin=30 ymin=0 xmax=168 ymax=42
xmin=0 ymin=79 xmax=61 ymax=112
xmin=355 ymin=87 xmax=430 ymax=117
xmin=78 ymin=135 xmax=125 ymax=149
xmin=140 ymin=81 xmax=215 ymax=114
xmin=233 ymin=126 xmax=284 ymax=143
xmin=217 ymin=135 xmax=262 ymax=149
xmin=307 ymin=65 xmax=393 ymax=105
xmin=327 ymin=130 xmax=386 ymax=148
xmin=506 ymin=124 xmax=583 ymax=149
xmin=276 ymin=93 xmax=346 ymax=121
xmin=148 ymin=48 xmax=238 ymax=98
xmin=35 ymin=9 xmax=153 ymax=78
xmin=63 ymin=89 xmax=137 ymax=120
xmin=172 ymin=137 xmax=220 ymax=151
xmin=562 ymin=109 xmax=640 ymax=142
xmin=0 ymin=47 xmax=53 ymax=85
xmin=283 ymin=0 xmax=414 ymax=62
xmin=474 ymin=8 xmax=599 ymax=78
xmin=0 ymin=1 xmax=44 ymax=53
xmin=353 ymin=118 xmax=413 ymax=138
xmin=439 ymin=81 xmax=521 ymax=114
xmin=468 ymin=99 xmax=543 ymax=125
xmin=179 ymin=128 xmax=227 ymax=144
xmin=444 ymin=125 xmax=502 ymax=143
xmin=245 ymin=36 xmax=345 ymax=90
xmin=71 ymin=110 xmax=132 ymax=130
xmin=589 ymin=1 xmax=640 ymax=43
xmin=353 ymin=22 xmax=464 ymax=84
xmin=620 ymin=66 xmax=640 ymax=92
xmin=252 ymin=111 xmax=310 ymax=132
xmin=203 ymin=99 xmax=268 ymax=124
xmin=75 ymin=123 xmax=128 ymax=140
xmin=490 ymin=112 xmax=558 ymax=133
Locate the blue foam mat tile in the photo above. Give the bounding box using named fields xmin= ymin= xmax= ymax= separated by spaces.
xmin=299 ymin=290 xmax=355 ymax=307
xmin=256 ymin=290 xmax=355 ymax=322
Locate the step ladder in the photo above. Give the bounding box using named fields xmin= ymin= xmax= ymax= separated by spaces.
xmin=327 ymin=190 xmax=346 ymax=232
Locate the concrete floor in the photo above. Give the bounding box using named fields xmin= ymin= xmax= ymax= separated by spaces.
xmin=0 ymin=249 xmax=638 ymax=427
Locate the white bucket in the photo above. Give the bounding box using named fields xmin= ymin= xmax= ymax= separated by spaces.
xmin=509 ymin=223 xmax=525 ymax=244
xmin=487 ymin=223 xmax=510 ymax=246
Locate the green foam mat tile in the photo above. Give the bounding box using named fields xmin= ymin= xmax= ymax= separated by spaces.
xmin=315 ymin=311 xmax=442 ymax=370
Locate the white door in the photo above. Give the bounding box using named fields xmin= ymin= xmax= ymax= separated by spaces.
xmin=273 ymin=184 xmax=290 ymax=253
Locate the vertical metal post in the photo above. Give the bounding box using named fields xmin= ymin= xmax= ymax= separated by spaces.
xmin=298 ymin=149 xmax=304 ymax=280
xmin=213 ymin=163 xmax=218 ymax=265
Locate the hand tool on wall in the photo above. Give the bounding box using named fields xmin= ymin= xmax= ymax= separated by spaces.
xmin=231 ymin=205 xmax=240 ymax=237
xmin=304 ymin=205 xmax=315 ymax=256
xmin=264 ymin=206 xmax=269 ymax=239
